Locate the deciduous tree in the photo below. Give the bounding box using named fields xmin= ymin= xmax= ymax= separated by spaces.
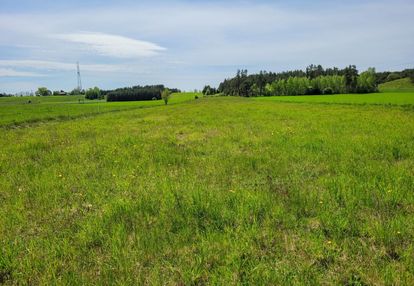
xmin=161 ymin=88 xmax=171 ymax=105
xmin=35 ymin=87 xmax=51 ymax=96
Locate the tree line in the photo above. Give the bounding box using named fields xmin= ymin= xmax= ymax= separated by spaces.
xmin=375 ymin=69 xmax=414 ymax=84
xmin=105 ymin=85 xmax=180 ymax=102
xmin=207 ymin=65 xmax=414 ymax=97
xmin=27 ymin=85 xmax=180 ymax=102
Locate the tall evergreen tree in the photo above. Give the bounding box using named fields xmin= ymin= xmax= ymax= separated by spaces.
xmin=344 ymin=65 xmax=359 ymax=93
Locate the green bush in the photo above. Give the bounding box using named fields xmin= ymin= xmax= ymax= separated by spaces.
xmin=306 ymin=86 xmax=319 ymax=95
xmin=323 ymin=87 xmax=333 ymax=95
xmin=161 ymin=88 xmax=171 ymax=105
xmin=85 ymin=87 xmax=102 ymax=100
xmin=35 ymin=87 xmax=52 ymax=96
xmin=357 ymin=68 xmax=378 ymax=93
xmin=386 ymin=73 xmax=401 ymax=82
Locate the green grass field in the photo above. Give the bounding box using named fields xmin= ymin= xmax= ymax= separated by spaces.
xmin=0 ymin=93 xmax=198 ymax=127
xmin=379 ymin=78 xmax=414 ymax=93
xmin=252 ymin=91 xmax=414 ymax=106
xmin=1 ymin=92 xmax=414 ymax=284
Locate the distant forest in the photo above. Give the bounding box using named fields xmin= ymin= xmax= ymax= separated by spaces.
xmin=203 ymin=65 xmax=414 ymax=97
xmin=103 ymin=85 xmax=180 ymax=102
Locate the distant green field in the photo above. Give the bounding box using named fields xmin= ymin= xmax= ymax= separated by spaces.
xmin=379 ymin=77 xmax=414 ymax=92
xmin=0 ymin=93 xmax=199 ymax=127
xmin=252 ymin=91 xmax=414 ymax=106
xmin=1 ymin=93 xmax=413 ymax=284
xmin=0 ymin=95 xmax=85 ymax=105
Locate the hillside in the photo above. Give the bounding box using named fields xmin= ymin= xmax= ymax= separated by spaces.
xmin=379 ymin=77 xmax=414 ymax=92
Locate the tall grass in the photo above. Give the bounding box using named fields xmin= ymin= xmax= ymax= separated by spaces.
xmin=0 ymin=93 xmax=198 ymax=127
xmin=1 ymin=96 xmax=413 ymax=284
xmin=253 ymin=91 xmax=414 ymax=106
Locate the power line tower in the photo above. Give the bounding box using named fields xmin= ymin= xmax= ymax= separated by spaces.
xmin=76 ymin=61 xmax=82 ymax=91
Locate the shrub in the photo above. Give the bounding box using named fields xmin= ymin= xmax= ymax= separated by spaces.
xmin=306 ymin=86 xmax=319 ymax=95
xmin=70 ymin=88 xmax=84 ymax=95
xmin=85 ymin=87 xmax=102 ymax=100
xmin=35 ymin=87 xmax=52 ymax=96
xmin=357 ymin=68 xmax=377 ymax=93
xmin=161 ymin=89 xmax=171 ymax=105
xmin=323 ymin=87 xmax=333 ymax=95
xmin=386 ymin=73 xmax=401 ymax=82
xmin=203 ymin=85 xmax=218 ymax=95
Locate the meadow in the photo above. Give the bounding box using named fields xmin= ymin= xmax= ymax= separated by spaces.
xmin=0 ymin=92 xmax=197 ymax=127
xmin=252 ymin=92 xmax=414 ymax=107
xmin=378 ymin=77 xmax=414 ymax=93
xmin=1 ymin=91 xmax=414 ymax=285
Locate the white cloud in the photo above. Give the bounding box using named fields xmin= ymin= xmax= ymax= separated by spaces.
xmin=0 ymin=68 xmax=44 ymax=77
xmin=0 ymin=60 xmax=123 ymax=72
xmin=52 ymin=32 xmax=166 ymax=58
xmin=0 ymin=0 xmax=413 ymax=93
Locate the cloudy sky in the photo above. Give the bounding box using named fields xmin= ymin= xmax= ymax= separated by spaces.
xmin=0 ymin=0 xmax=413 ymax=93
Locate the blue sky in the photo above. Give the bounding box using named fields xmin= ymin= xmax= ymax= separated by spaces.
xmin=0 ymin=0 xmax=413 ymax=93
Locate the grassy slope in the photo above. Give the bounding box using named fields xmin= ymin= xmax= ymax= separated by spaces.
xmin=252 ymin=91 xmax=414 ymax=106
xmin=1 ymin=96 xmax=414 ymax=285
xmin=0 ymin=93 xmax=198 ymax=127
xmin=379 ymin=77 xmax=414 ymax=92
